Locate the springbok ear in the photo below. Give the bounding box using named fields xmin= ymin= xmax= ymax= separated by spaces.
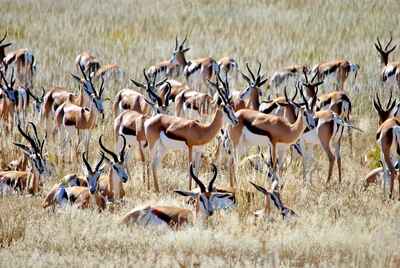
xmin=174 ymin=190 xmax=196 ymax=197
xmin=182 ymin=47 xmax=190 ymax=53
xmin=130 ymin=79 xmax=146 ymax=89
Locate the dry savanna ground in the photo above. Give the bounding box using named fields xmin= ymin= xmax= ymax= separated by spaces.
xmin=1 ymin=0 xmax=400 ymax=267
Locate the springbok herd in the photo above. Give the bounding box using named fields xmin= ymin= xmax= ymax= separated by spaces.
xmin=1 ymin=31 xmax=400 ymax=229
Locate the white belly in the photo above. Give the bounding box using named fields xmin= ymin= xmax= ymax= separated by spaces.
xmin=160 ymin=131 xmax=187 ymax=151
xmin=242 ymin=127 xmax=271 ymax=146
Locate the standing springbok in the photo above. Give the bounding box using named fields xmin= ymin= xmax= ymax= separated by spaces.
xmin=169 ymin=36 xmax=219 ymax=93
xmin=112 ymin=70 xmax=169 ymax=116
xmin=75 ymin=51 xmax=101 ymax=77
xmin=0 ymin=123 xmax=48 ymax=195
xmin=120 ymin=163 xmax=228 ymax=228
xmin=374 ymin=34 xmax=400 ymax=89
xmin=238 ymin=62 xmax=268 ymax=111
xmin=144 ymin=73 xmax=239 ymax=192
xmin=311 ymin=59 xmax=359 ymax=91
xmin=0 ymin=69 xmax=17 ymax=131
xmin=55 ymin=74 xmax=105 ymax=162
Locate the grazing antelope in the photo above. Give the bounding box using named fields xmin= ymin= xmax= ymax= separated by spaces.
xmin=113 ymin=87 xmax=171 ymax=186
xmin=238 ymin=62 xmax=268 ymax=111
xmin=54 ymin=153 xmax=107 ymax=211
xmin=374 ymin=34 xmax=400 ymax=89
xmin=98 ymin=135 xmax=129 ymax=201
xmin=311 ymin=59 xmax=359 ymax=91
xmin=269 ymin=64 xmax=308 ymax=92
xmin=144 ymin=73 xmax=239 ymax=192
xmin=75 ymin=51 xmax=101 ymax=77
xmin=169 ymin=36 xmax=219 ymax=93
xmin=376 ymin=117 xmax=400 ymax=199
xmin=174 ymin=89 xmax=215 ymax=119
xmin=120 ymin=163 xmax=228 ymax=228
xmin=55 ymin=73 xmax=105 ymax=161
xmin=373 ymin=92 xmax=400 ymax=126
xmin=223 ymin=84 xmax=316 ymax=186
xmin=218 ymin=56 xmax=239 ymax=84
xmin=0 ymin=123 xmax=48 ymax=195
xmin=112 ymin=70 xmax=169 ymax=116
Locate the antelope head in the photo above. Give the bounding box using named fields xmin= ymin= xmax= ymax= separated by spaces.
xmin=99 ymin=135 xmax=129 ymax=183
xmin=373 ymin=91 xmax=398 ymax=125
xmin=175 ymin=163 xmax=231 ymax=217
xmin=239 ymin=62 xmax=268 ymax=100
xmin=208 ymin=72 xmax=239 ymax=126
xmin=302 ymin=68 xmax=323 ymax=99
xmin=297 ymin=82 xmax=317 ymax=129
xmin=170 ymin=35 xmax=190 ymax=65
xmin=13 ymin=122 xmax=47 ymax=176
xmin=131 ymin=69 xmax=171 ymax=113
xmin=374 ymin=34 xmax=397 ymax=66
xmin=81 ymin=152 xmax=106 ymax=194
xmin=0 ymin=68 xmax=17 ymax=103
xmin=27 ymin=87 xmax=45 ymax=115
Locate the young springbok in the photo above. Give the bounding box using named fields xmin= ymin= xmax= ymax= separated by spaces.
xmin=120 ymin=163 xmax=228 ymax=228
xmin=144 ymin=73 xmax=239 ymax=192
xmin=0 ymin=122 xmax=48 ymax=195
xmin=374 ymin=34 xmax=400 ymax=89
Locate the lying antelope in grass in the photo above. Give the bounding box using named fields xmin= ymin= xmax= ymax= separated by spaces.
xmin=120 ymin=163 xmax=228 ymax=228
xmin=144 ymin=72 xmax=238 ymax=192
xmin=374 ymin=33 xmax=400 ymax=89
xmin=75 ymin=51 xmax=101 ymax=77
xmin=112 ymin=70 xmax=169 ymax=116
xmin=0 ymin=122 xmax=48 ymax=195
xmin=363 ymin=160 xmax=400 ymax=191
xmin=169 ymin=36 xmax=219 ymax=93
xmin=55 ymin=69 xmax=106 ymax=161
xmin=311 ymin=59 xmax=359 ymax=91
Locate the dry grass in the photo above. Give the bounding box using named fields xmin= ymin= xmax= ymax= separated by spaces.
xmin=1 ymin=0 xmax=400 ymax=267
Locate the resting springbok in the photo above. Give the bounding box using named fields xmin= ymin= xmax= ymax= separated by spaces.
xmin=49 ymin=153 xmax=107 ymax=211
xmin=120 ymin=163 xmax=228 ymax=228
xmin=113 ymin=85 xmax=171 ymax=187
xmin=144 ymin=73 xmax=239 ymax=192
xmin=310 ymin=59 xmax=359 ymax=91
xmin=374 ymin=34 xmax=400 ymax=89
xmin=169 ymin=36 xmax=219 ymax=93
xmin=55 ymin=73 xmax=105 ymax=162
xmin=0 ymin=122 xmax=48 ymax=195
xmin=269 ymin=64 xmax=308 ymax=92
xmin=112 ymin=70 xmax=169 ymax=116
xmin=75 ymin=51 xmax=101 ymax=77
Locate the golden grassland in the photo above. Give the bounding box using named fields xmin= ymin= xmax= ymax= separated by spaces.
xmin=1 ymin=0 xmax=400 ymax=267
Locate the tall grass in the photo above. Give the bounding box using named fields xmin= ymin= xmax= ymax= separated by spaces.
xmin=1 ymin=0 xmax=400 ymax=267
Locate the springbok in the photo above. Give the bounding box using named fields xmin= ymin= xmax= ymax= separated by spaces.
xmin=373 ymin=92 xmax=400 ymax=126
xmin=113 ymin=87 xmax=170 ymax=186
xmin=94 ymin=63 xmax=123 ymax=82
xmin=52 ymin=153 xmax=107 ymax=211
xmin=0 ymin=122 xmax=48 ymax=195
xmin=120 ymin=163 xmax=228 ymax=228
xmin=311 ymin=59 xmax=359 ymax=91
xmin=112 ymin=70 xmax=169 ymax=116
xmin=144 ymin=73 xmax=239 ymax=192
xmin=269 ymin=64 xmax=308 ymax=92
xmin=0 ymin=69 xmax=17 ymax=131
xmin=55 ymin=73 xmax=105 ymax=162
xmin=238 ymin=62 xmax=268 ymax=111
xmin=218 ymin=57 xmax=239 ymax=84
xmin=174 ymin=89 xmax=215 ymax=119
xmin=0 ymin=32 xmax=12 ymax=71
xmin=158 ymin=79 xmax=190 ymax=104
xmin=27 ymin=87 xmax=45 ymax=122
xmin=374 ymin=34 xmax=400 ymax=89
xmin=169 ymin=36 xmax=219 ymax=93
xmin=98 ymin=135 xmax=129 ymax=201
xmin=363 ymin=161 xmax=400 ymax=191
xmin=75 ymin=51 xmax=101 ymax=77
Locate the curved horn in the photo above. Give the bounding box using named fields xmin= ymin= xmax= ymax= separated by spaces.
xmin=99 ymin=76 xmax=105 ymax=97
xmin=78 ymin=63 xmax=88 ymax=81
xmin=40 ymin=87 xmax=46 ymax=99
xmin=207 ymin=164 xmax=218 ymax=192
xmin=164 ymin=82 xmax=172 ymax=107
xmin=386 ymin=90 xmax=393 ymax=110
xmin=0 ymin=32 xmax=7 ymax=43
xmin=95 ymin=152 xmax=106 ymax=172
xmin=249 ymin=181 xmax=268 ymax=195
xmin=175 ymin=35 xmax=178 ymax=50
xmin=82 ymin=152 xmax=93 ymax=174
xmin=28 ymin=121 xmax=41 ymax=152
xmin=190 ymin=163 xmax=206 ymax=193
xmin=283 ymin=87 xmax=290 ymax=103
xmin=246 ymin=63 xmax=255 ymax=81
xmin=99 ymin=135 xmax=118 ymax=163
xmin=385 ymin=33 xmax=393 ymax=51
xmin=17 ymin=124 xmax=39 ymax=153
xmin=119 ymin=134 xmax=127 ymax=162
